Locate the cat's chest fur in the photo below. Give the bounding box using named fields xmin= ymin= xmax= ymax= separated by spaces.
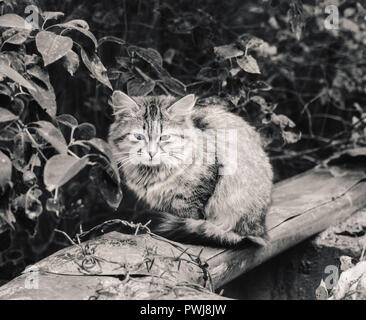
xmin=125 ymin=162 xmax=219 ymax=218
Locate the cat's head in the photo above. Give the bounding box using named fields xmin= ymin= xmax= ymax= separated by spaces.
xmin=108 ymin=91 xmax=197 ymax=171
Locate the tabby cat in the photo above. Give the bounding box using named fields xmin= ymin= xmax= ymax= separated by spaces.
xmin=108 ymin=91 xmax=273 ymax=246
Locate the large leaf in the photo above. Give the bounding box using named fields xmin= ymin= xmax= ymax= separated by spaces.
xmin=127 ymin=78 xmax=155 ymax=96
xmin=0 ymin=14 xmax=32 ymax=30
xmin=55 ymin=20 xmax=98 ymax=48
xmin=80 ymin=48 xmax=112 ymax=90
xmin=0 ymin=151 xmax=12 ymax=189
xmin=31 ymin=121 xmax=68 ymax=154
xmin=44 ymin=155 xmax=88 ymax=191
xmin=161 ymin=76 xmax=186 ymax=96
xmin=36 ymin=31 xmax=73 ymax=66
xmin=237 ymin=55 xmax=261 ymax=74
xmin=85 ymin=138 xmax=114 ymax=161
xmin=27 ymin=66 xmax=57 ymax=117
xmin=0 ymin=64 xmax=35 ymax=91
xmin=2 ymin=28 xmax=30 ymax=45
xmin=0 ymin=108 xmax=18 ymax=123
xmin=129 ymin=46 xmax=163 ymax=70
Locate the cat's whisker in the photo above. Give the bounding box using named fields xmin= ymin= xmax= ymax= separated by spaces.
xmin=117 ymin=156 xmax=136 ymax=168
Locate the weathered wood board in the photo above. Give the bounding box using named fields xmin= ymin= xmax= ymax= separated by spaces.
xmin=1 ymin=163 xmax=366 ymax=299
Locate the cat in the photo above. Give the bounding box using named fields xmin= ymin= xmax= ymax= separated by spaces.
xmin=108 ymin=91 xmax=273 ymax=247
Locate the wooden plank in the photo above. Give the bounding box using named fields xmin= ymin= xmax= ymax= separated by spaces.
xmin=0 ymin=165 xmax=366 ymax=299
xmin=209 ymin=178 xmax=366 ymax=288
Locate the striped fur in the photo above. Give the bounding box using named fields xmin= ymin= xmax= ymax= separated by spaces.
xmin=108 ymin=91 xmax=273 ymax=247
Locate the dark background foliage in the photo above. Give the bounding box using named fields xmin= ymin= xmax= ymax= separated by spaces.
xmin=0 ymin=0 xmax=365 ymax=283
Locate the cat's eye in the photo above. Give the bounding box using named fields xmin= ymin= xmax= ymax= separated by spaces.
xmin=134 ymin=133 xmax=145 ymax=141
xmin=160 ymin=135 xmax=171 ymax=141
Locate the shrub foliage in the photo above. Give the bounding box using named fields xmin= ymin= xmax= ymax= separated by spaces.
xmin=0 ymin=0 xmax=365 ymax=281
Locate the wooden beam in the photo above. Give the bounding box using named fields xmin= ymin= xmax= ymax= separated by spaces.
xmin=0 ymin=165 xmax=366 ymax=299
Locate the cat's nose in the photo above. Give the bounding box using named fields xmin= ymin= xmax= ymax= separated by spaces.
xmin=148 ymin=150 xmax=158 ymax=159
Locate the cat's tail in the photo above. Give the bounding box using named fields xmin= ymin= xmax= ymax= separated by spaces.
xmin=132 ymin=210 xmax=268 ymax=247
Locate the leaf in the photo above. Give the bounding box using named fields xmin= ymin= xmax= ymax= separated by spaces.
xmin=127 ymin=78 xmax=155 ymax=96
xmin=56 ymin=20 xmax=98 ymax=48
xmin=162 ymin=76 xmax=186 ymax=96
xmin=267 ymin=114 xmax=301 ymax=145
xmin=330 ymin=261 xmax=366 ymax=300
xmin=74 ymin=123 xmax=96 ymax=140
xmin=129 ymin=46 xmax=163 ymax=69
xmin=0 ymin=83 xmax=12 ymax=97
xmin=255 ymin=42 xmax=277 ymax=57
xmin=341 ymin=18 xmax=359 ymax=33
xmin=0 ymin=108 xmax=18 ymax=123
xmin=85 ymin=138 xmax=114 ymax=161
xmin=0 ymin=64 xmax=35 ymax=91
xmin=80 ymin=48 xmax=112 ymax=90
xmin=12 ymin=131 xmax=29 ymax=172
xmin=315 ymin=280 xmax=329 ymax=300
xmin=0 ymin=207 xmax=16 ymax=231
xmin=214 ymin=44 xmax=244 ymax=60
xmin=60 ymin=19 xmax=90 ymax=30
xmin=25 ymin=187 xmax=43 ymax=220
xmin=0 ymin=151 xmax=11 ymax=189
xmin=237 ymin=55 xmax=261 ymax=74
xmin=25 ymin=54 xmax=41 ymax=67
xmin=56 ymin=114 xmax=78 ymax=128
xmin=274 ymin=114 xmax=296 ymax=130
xmin=0 ymin=126 xmax=18 ymax=142
xmin=63 ymin=50 xmax=79 ymax=76
xmin=41 ymin=11 xmax=64 ymax=23
xmin=2 ymin=28 xmax=30 ymax=45
xmin=98 ymin=36 xmax=125 ymax=47
xmin=32 ymin=121 xmax=68 ymax=154
xmin=23 ymin=170 xmax=37 ymax=187
xmin=288 ymin=0 xmax=305 ymax=40
xmin=45 ymin=197 xmax=61 ymax=214
xmin=340 ymin=256 xmax=354 ymax=272
xmin=281 ymin=129 xmax=301 ymax=145
xmin=36 ymin=31 xmax=73 ymax=66
xmin=163 ymin=48 xmax=176 ymax=64
xmin=0 ymin=14 xmax=32 ymax=30
xmin=44 ymin=154 xmax=88 ymax=191
xmin=237 ymin=34 xmax=265 ymax=51
xmin=27 ymin=66 xmax=57 ymax=117
xmin=11 ymin=97 xmax=24 ymax=116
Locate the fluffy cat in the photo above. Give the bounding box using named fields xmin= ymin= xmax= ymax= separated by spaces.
xmin=108 ymin=91 xmax=273 ymax=246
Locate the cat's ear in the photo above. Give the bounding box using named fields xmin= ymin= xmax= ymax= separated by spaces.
xmin=167 ymin=94 xmax=196 ymax=117
xmin=109 ymin=90 xmax=139 ymax=117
